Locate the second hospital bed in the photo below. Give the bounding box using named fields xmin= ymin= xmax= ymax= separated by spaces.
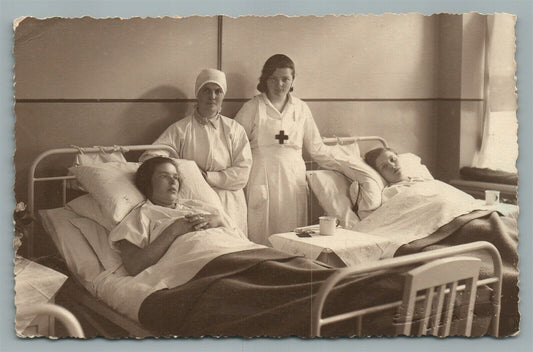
xmin=22 ymin=144 xmax=506 ymax=337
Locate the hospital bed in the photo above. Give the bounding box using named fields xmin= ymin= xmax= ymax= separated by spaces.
xmin=306 ymin=135 xmax=518 ymax=230
xmin=21 ymin=144 xmax=506 ymax=337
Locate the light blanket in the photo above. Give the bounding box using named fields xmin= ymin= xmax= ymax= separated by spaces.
xmin=94 ymin=227 xmax=264 ymax=321
xmin=353 ymin=180 xmax=491 ymax=257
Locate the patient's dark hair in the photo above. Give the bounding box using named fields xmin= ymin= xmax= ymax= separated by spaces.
xmin=364 ymin=147 xmax=396 ymax=170
xmin=135 ymin=156 xmax=180 ymax=198
xmin=257 ymin=54 xmax=295 ymax=93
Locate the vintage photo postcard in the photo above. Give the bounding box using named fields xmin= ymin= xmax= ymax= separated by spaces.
xmin=12 ymin=13 xmax=519 ymax=339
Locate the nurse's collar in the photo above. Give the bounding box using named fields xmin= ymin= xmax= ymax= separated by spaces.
xmin=194 ymin=108 xmax=220 ymax=127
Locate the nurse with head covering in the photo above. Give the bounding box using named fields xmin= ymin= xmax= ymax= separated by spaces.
xmin=235 ymin=54 xmax=340 ymax=245
xmin=141 ymin=68 xmax=252 ymax=235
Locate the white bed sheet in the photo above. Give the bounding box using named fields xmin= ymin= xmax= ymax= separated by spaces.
xmin=39 ymin=208 xmax=104 ymax=293
xmin=40 ymin=206 xmax=266 ymax=322
xmin=352 ymin=180 xmax=496 ymax=257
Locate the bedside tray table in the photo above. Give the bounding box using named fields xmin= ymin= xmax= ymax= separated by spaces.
xmin=269 ymin=227 xmax=393 ymax=267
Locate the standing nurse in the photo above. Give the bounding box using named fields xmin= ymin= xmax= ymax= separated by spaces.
xmin=141 ymin=69 xmax=252 ymax=235
xmin=235 ymin=54 xmax=339 ymax=245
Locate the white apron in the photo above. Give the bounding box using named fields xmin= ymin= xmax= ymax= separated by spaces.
xmin=246 ymin=100 xmax=308 ymax=245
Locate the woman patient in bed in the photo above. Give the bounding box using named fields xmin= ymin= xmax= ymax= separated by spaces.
xmin=109 ymin=156 xmax=248 ymax=276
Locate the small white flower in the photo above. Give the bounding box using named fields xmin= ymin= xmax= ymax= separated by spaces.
xmin=15 ymin=202 xmax=26 ymax=213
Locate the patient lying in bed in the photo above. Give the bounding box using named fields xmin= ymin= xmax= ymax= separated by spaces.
xmin=352 ymin=147 xmax=519 ymax=336
xmin=352 ymin=147 xmax=507 ymax=254
xmin=363 ymin=147 xmax=428 ymax=202
xmin=109 ymin=156 xmax=254 ymax=276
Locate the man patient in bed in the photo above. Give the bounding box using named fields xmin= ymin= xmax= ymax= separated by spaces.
xmin=354 ymin=147 xmax=519 ymax=336
xmin=363 ymin=147 xmax=429 ymax=203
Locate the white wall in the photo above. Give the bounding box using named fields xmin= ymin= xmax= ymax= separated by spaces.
xmin=222 ymin=14 xmax=437 ymax=99
xmin=15 ymin=17 xmax=218 ymax=99
xmin=14 ymin=14 xmax=514 ymax=200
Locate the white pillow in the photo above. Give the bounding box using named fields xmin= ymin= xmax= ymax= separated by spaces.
xmin=69 ymin=217 xmax=123 ymax=272
xmin=306 ymin=170 xmax=359 ymax=230
xmin=67 ymin=194 xmax=116 ymax=231
xmin=39 ymin=208 xmax=103 ymax=289
xmin=68 ymin=159 xmax=223 ymax=228
xmin=398 ymin=153 xmax=434 ymax=180
xmin=68 ymin=161 xmax=143 ymax=224
xmin=172 ymin=158 xmax=223 ymax=211
xmin=68 ymin=151 xmax=127 ymax=191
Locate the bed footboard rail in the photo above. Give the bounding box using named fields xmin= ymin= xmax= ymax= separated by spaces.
xmin=311 ymin=241 xmax=502 ymax=337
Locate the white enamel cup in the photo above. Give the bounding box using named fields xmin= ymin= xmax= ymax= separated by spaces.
xmin=485 ymin=190 xmax=500 ymax=205
xmin=319 ymin=216 xmax=339 ymax=236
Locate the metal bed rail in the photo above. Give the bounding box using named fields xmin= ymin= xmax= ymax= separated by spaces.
xmin=322 ymin=135 xmax=389 ymax=148
xmin=310 ymin=241 xmax=503 ymax=337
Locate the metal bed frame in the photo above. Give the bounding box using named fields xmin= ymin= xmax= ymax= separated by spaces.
xmin=310 ymin=241 xmax=502 ymax=337
xmin=321 ymin=135 xmax=389 ymax=148
xmin=25 ymin=142 xmax=502 ymax=337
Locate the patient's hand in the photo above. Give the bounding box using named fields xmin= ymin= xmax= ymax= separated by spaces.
xmin=186 ymin=212 xmax=226 ymax=231
xmin=164 ymin=217 xmax=196 ymax=236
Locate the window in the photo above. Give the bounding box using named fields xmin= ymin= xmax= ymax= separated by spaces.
xmin=472 ymin=14 xmax=518 ymax=174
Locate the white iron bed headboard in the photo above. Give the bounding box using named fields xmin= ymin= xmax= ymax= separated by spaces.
xmin=321 ymin=135 xmax=389 ymax=149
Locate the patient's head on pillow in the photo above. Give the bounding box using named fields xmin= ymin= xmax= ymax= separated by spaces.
xmin=364 ymin=147 xmax=407 ymax=185
xmin=136 ymin=157 xmax=182 ymax=207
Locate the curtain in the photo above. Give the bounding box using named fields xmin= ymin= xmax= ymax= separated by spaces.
xmin=472 ymin=15 xmax=518 ymax=173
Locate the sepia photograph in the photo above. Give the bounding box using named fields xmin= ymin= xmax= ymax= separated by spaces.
xmin=11 ymin=12 xmax=520 ymax=340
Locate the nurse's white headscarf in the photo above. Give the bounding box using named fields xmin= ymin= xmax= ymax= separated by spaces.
xmin=195 ymin=68 xmax=227 ymax=97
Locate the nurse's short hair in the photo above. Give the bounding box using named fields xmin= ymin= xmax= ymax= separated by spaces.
xmin=135 ymin=156 xmax=181 ymax=198
xmin=257 ymin=54 xmax=295 ymax=93
xmin=364 ymin=147 xmax=396 ymax=170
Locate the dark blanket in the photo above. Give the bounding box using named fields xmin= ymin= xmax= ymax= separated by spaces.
xmin=460 ymin=167 xmax=518 ymax=185
xmin=138 ymin=247 xmax=493 ymax=337
xmin=396 ymin=210 xmax=519 ymax=336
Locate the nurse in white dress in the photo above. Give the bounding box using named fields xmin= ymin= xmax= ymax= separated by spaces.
xmin=235 ymin=54 xmax=339 ymax=245
xmin=140 ymin=69 xmax=252 ymax=235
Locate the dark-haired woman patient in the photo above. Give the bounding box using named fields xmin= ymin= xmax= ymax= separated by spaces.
xmin=110 ymin=156 xmax=241 ymax=276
